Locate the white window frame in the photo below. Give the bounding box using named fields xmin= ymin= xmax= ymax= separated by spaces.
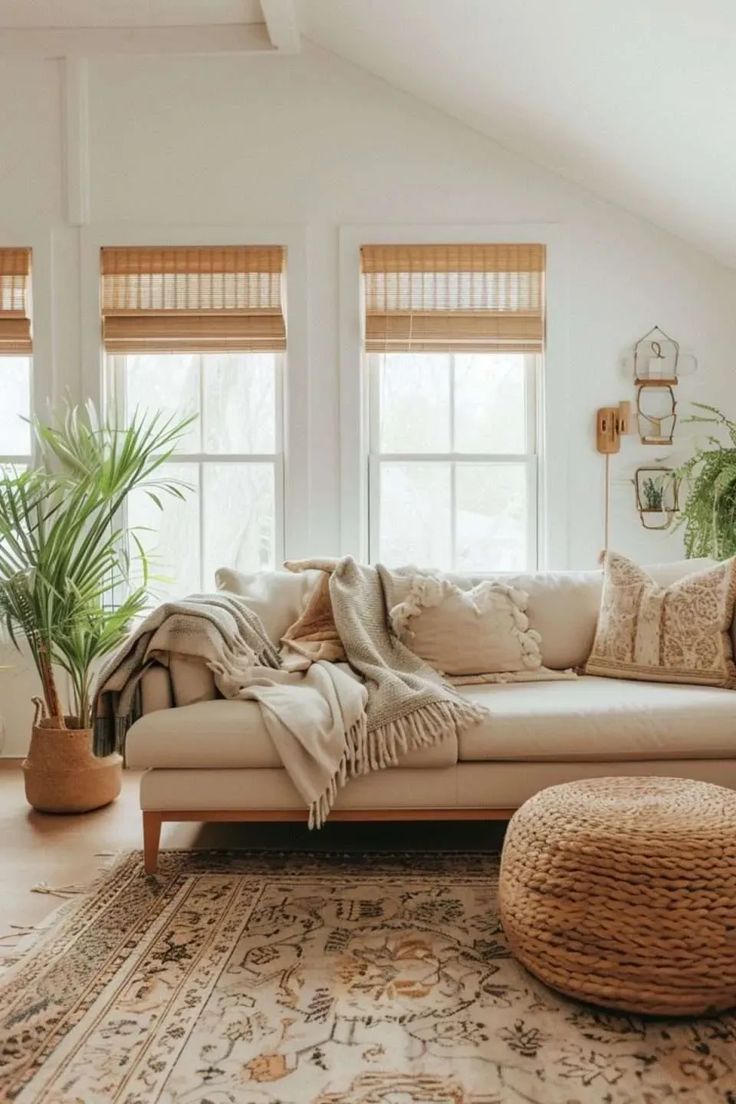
xmin=107 ymin=351 xmax=286 ymax=587
xmin=338 ymin=224 xmax=570 ymax=569
xmin=80 ymin=223 xmax=311 ymax=563
xmin=367 ymin=351 xmax=540 ymax=570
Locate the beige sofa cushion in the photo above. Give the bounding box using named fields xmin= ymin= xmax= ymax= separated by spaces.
xmin=126 ymin=699 xmax=458 ymax=770
xmin=169 ymin=655 xmax=217 ymax=707
xmin=456 ymin=676 xmax=736 ymax=761
xmin=215 ymin=567 xmax=321 ymax=646
xmin=139 ymin=664 xmax=173 ymax=714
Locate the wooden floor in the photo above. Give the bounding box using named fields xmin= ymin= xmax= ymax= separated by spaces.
xmin=0 ymin=766 xmax=506 ymax=935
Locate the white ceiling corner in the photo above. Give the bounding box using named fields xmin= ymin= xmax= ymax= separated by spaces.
xmin=297 ymin=0 xmax=736 ymax=268
xmin=260 ymin=0 xmax=300 ymax=53
xmin=0 ymin=1 xmax=265 ymax=28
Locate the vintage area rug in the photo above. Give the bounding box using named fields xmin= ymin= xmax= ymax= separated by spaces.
xmin=1 ymin=851 xmax=736 ymax=1104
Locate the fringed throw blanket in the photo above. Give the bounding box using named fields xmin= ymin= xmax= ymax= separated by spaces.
xmin=324 ymin=558 xmax=486 ymax=814
xmin=93 ymin=560 xmax=486 ymax=827
xmin=93 ymin=593 xmax=280 ymax=756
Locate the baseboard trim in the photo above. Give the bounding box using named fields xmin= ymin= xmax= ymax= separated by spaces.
xmin=0 ymin=757 xmax=23 ymax=769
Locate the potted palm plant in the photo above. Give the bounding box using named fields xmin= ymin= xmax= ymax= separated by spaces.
xmin=0 ymin=403 xmax=192 ymax=813
xmin=678 ymin=403 xmax=736 ymax=560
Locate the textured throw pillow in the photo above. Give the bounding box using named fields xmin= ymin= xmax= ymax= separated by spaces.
xmin=585 ymin=551 xmax=736 ymax=687
xmin=389 ymin=574 xmax=547 ymax=678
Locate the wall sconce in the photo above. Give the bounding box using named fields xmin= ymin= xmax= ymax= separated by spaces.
xmin=596 ymin=401 xmax=632 ymax=454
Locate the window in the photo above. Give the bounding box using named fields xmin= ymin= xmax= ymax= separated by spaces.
xmin=0 ymin=248 xmax=33 ymax=473
xmin=362 ymin=243 xmax=545 ymax=571
xmin=101 ymin=245 xmax=286 ymax=599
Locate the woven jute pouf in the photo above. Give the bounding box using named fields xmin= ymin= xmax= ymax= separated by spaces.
xmin=499 ymin=776 xmax=736 ymax=1016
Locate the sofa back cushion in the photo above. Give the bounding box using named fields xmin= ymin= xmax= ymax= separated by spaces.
xmin=215 ymin=567 xmax=322 ymax=646
xmin=216 ymin=558 xmax=716 ymax=671
xmin=442 ymin=558 xmax=715 ymax=670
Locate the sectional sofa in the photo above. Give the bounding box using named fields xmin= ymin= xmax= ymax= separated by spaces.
xmin=125 ymin=557 xmax=736 ymax=871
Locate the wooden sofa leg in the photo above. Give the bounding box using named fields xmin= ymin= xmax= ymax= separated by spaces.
xmin=142 ymin=812 xmax=162 ymax=874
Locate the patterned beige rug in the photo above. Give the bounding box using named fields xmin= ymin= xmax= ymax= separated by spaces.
xmin=1 ymin=850 xmax=735 ymax=1104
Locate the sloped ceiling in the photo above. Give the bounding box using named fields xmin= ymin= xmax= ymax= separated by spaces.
xmin=0 ymin=1 xmax=264 ymax=26
xmin=298 ymin=0 xmax=736 ymax=268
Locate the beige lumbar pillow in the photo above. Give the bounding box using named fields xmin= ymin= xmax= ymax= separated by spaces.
xmin=389 ymin=574 xmax=547 ymax=678
xmin=585 ymin=551 xmax=736 ymax=688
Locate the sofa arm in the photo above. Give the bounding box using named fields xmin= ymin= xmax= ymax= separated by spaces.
xmin=169 ymin=654 xmax=218 ymax=707
xmin=140 ymin=664 xmax=173 ymax=715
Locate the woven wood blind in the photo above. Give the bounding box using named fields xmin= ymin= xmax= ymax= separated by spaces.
xmin=100 ymin=246 xmax=286 ymax=353
xmin=0 ymin=248 xmax=32 ymax=355
xmin=361 ymin=243 xmax=545 ymax=353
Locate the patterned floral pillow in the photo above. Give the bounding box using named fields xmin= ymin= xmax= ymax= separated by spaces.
xmin=585 ymin=552 xmax=736 ymax=687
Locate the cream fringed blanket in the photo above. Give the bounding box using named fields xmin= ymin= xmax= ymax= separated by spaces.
xmin=93 ymin=560 xmax=486 ymax=827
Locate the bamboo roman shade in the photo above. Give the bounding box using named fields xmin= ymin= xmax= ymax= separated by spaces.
xmin=100 ymin=246 xmax=286 ymax=353
xmin=361 ymin=243 xmax=545 ymax=353
xmin=0 ymin=248 xmax=32 ymax=355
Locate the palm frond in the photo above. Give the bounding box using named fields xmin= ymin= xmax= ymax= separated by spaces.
xmin=0 ymin=402 xmax=194 ymax=727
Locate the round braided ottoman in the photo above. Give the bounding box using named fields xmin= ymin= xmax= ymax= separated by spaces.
xmin=499 ymin=776 xmax=736 ymax=1016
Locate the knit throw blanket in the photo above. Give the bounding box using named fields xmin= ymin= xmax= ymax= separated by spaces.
xmin=324 ymin=558 xmax=486 ymax=807
xmin=93 ymin=593 xmax=280 ymax=757
xmin=93 ymin=560 xmax=487 ymax=827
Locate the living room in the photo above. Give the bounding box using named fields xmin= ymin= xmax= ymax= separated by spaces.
xmin=1 ymin=2 xmax=736 ymax=1101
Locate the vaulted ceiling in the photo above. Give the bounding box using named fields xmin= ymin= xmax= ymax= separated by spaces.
xmin=299 ymin=0 xmax=736 ymax=269
xmin=1 ymin=0 xmax=733 ymax=267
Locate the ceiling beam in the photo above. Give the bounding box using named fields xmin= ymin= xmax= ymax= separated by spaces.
xmin=0 ymin=23 xmax=274 ymax=56
xmin=260 ymin=0 xmax=300 ymax=53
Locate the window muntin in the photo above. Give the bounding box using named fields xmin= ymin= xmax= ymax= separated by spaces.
xmin=369 ymin=351 xmax=537 ymax=571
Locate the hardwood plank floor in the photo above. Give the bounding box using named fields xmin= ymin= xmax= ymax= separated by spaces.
xmin=0 ymin=766 xmax=505 ymax=934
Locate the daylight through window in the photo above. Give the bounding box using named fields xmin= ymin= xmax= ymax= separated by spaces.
xmin=101 ymin=245 xmax=286 ymax=599
xmin=0 ymin=248 xmax=33 ymax=473
xmin=362 ymin=243 xmax=545 ymax=571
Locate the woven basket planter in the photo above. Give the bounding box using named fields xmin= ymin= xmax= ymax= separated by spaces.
xmin=23 ymin=719 xmax=122 ymax=814
xmin=499 ymin=776 xmax=736 ymax=1016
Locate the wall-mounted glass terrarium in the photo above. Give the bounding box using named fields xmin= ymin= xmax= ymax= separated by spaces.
xmin=635 ymin=467 xmax=679 ymax=530
xmin=636 ymin=383 xmax=677 ymax=445
xmin=633 ymin=325 xmax=679 ymax=384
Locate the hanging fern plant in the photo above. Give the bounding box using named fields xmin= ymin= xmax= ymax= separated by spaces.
xmin=677 ymin=403 xmax=736 ymax=560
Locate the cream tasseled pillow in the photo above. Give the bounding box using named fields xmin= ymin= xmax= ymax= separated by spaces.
xmin=389 ymin=574 xmax=546 ymax=678
xmin=585 ymin=551 xmax=736 ymax=688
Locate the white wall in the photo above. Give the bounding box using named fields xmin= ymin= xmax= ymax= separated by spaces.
xmin=1 ymin=42 xmax=735 ymax=753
